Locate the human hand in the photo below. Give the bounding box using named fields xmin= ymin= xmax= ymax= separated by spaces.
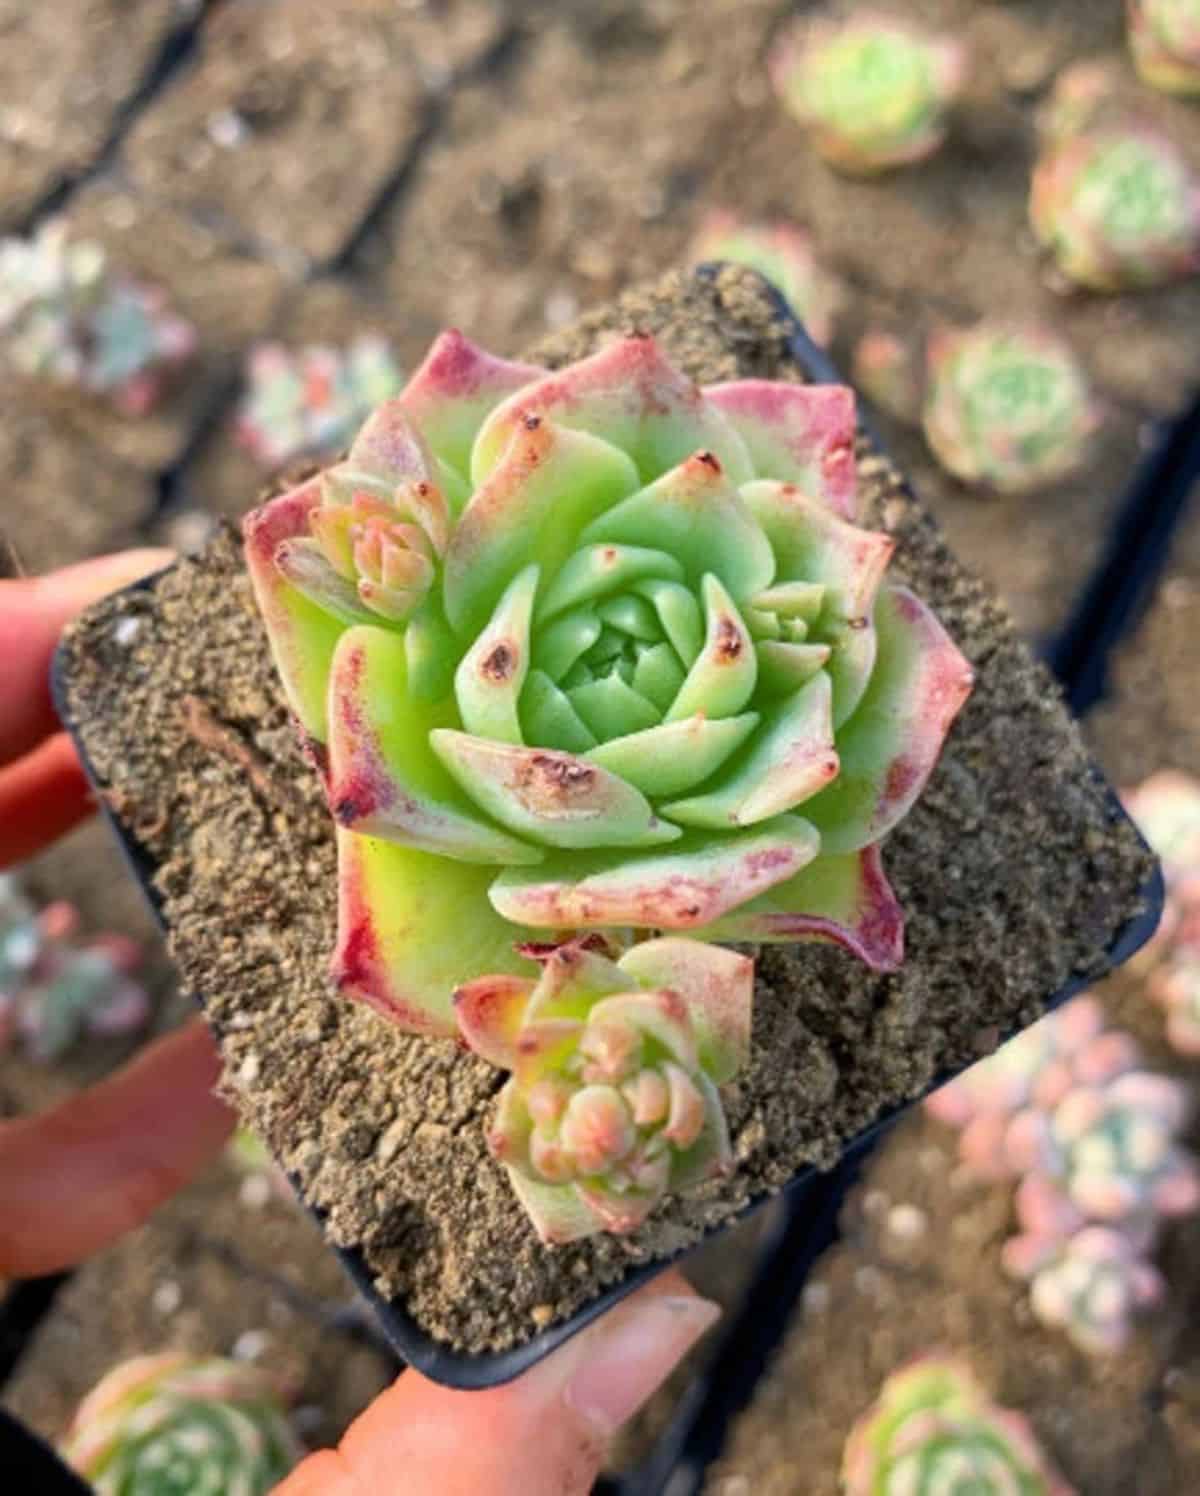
xmin=279 ymin=1268 xmax=719 ymax=1496
xmin=0 ymin=551 xmax=235 ymax=1277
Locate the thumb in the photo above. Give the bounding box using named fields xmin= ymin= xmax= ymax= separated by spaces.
xmin=278 ymin=1270 xmax=719 ymax=1496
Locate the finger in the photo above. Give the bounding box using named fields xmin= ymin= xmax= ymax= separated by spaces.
xmin=0 ymin=1016 xmax=234 ymax=1277
xmin=277 ymin=1269 xmax=720 ymax=1496
xmin=0 ymin=734 xmax=94 ymax=870
xmin=0 ymin=549 xmax=174 ymax=768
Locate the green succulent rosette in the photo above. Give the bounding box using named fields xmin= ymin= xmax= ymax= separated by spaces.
xmin=1128 ymin=0 xmax=1200 ymax=97
xmin=62 ymin=1353 xmax=302 ymax=1495
xmin=1031 ymin=124 xmax=1200 ymax=291
xmin=769 ymin=11 xmax=966 ymax=174
xmin=842 ymin=1356 xmax=1075 ymax=1495
xmin=245 ymin=332 xmax=972 ymax=1043
xmin=922 ymin=323 xmax=1097 ymax=495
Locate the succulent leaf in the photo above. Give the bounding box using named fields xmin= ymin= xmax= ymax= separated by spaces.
xmin=457 ymin=936 xmax=752 ymax=1243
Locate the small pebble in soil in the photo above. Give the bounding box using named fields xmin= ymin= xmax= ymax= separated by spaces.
xmin=151 ymin=1280 xmax=182 ymax=1316
xmin=801 ymin=1281 xmax=831 ymax=1316
xmin=233 ymin=1329 xmax=272 ymax=1362
xmin=886 ymin=1203 xmax=927 ymax=1241
xmin=240 ymin=1173 xmax=273 ymax=1210
xmin=530 ymin=1304 xmax=554 ymax=1329
xmin=861 ymin=1188 xmax=890 ymax=1218
xmin=112 ymin=617 xmax=142 ymax=647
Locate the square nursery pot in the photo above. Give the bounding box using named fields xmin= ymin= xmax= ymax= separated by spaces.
xmin=53 ymin=267 xmax=1161 ymax=1389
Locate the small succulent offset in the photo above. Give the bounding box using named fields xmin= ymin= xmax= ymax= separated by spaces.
xmin=921 ymin=324 xmax=1098 ymax=495
xmin=456 ymin=936 xmax=751 ymax=1241
xmin=62 ymin=1353 xmax=303 ymax=1495
xmin=689 ymin=211 xmax=841 ymax=347
xmin=1128 ymin=0 xmax=1200 ymax=97
xmin=235 ymin=337 xmax=404 ymax=470
xmin=245 ymin=330 xmax=971 ymax=1237
xmin=0 ymin=875 xmax=149 ymax=1063
xmin=1030 ymin=121 xmax=1200 ymax=291
xmin=769 ymin=11 xmax=967 ymax=175
xmin=0 ymin=220 xmax=195 ymax=415
xmin=841 ymin=1356 xmax=1075 ymax=1495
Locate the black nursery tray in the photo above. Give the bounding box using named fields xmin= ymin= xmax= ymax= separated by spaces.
xmin=51 ymin=268 xmax=1162 ymax=1389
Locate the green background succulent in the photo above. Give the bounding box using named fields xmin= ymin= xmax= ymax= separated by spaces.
xmin=1128 ymin=0 xmax=1200 ymax=97
xmin=245 ymin=331 xmax=972 ymax=1038
xmin=62 ymin=1353 xmax=302 ymax=1495
xmin=769 ymin=11 xmax=966 ymax=174
xmin=842 ymin=1356 xmax=1074 ymax=1495
xmin=922 ymin=323 xmax=1097 ymax=494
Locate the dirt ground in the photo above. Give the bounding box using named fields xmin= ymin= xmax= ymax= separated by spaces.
xmin=1 ymin=0 xmax=1198 ymax=1480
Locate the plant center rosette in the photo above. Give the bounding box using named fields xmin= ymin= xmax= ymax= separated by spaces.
xmin=245 ymin=331 xmax=972 ymax=1242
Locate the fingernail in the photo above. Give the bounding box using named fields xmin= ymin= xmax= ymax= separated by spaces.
xmin=564 ymin=1294 xmax=721 ymax=1435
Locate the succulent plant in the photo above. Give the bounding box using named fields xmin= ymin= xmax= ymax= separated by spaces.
xmin=235 ymin=336 xmax=404 ymax=470
xmin=1030 ymin=123 xmax=1200 ymax=290
xmin=1005 ymin=1224 xmax=1165 ymax=1356
xmin=62 ymin=1352 xmax=303 ymax=1495
xmin=689 ymin=211 xmax=840 ymax=346
xmin=1036 ymin=61 xmax=1124 ymax=147
xmin=842 ymin=1355 xmax=1074 ymax=1495
xmin=245 ymin=331 xmax=971 ymax=1235
xmin=0 ymin=875 xmax=149 ymax=1062
xmin=455 ymin=935 xmax=751 ymax=1242
xmin=851 ymin=330 xmax=923 ymax=427
xmin=921 ymin=324 xmax=1097 ymax=494
xmin=0 ymin=220 xmax=195 ymax=415
xmin=925 ymin=996 xmax=1138 ymax=1179
xmin=1128 ymin=0 xmax=1200 ymax=97
xmin=769 ymin=12 xmax=967 ymax=175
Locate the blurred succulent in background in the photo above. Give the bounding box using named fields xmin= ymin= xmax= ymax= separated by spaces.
xmin=842 ymin=1355 xmax=1074 ymax=1495
xmin=1007 ymin=1224 xmax=1165 ymax=1356
xmin=851 ymin=329 xmax=923 ymax=427
xmin=456 ymin=936 xmax=752 ymax=1242
xmin=921 ymin=323 xmax=1097 ymax=494
xmin=769 ymin=11 xmax=967 ymax=174
xmin=1128 ymin=0 xmax=1200 ymax=97
xmin=1031 ymin=121 xmax=1200 ymax=290
xmin=690 ymin=210 xmax=841 ymax=346
xmin=246 ymin=330 xmax=972 ymax=1236
xmin=0 ymin=874 xmax=150 ymax=1063
xmin=0 ymin=220 xmax=195 ymax=415
xmin=235 ymin=337 xmax=404 ymax=470
xmin=1036 ymin=60 xmax=1124 ymax=146
xmin=928 ymin=995 xmax=1199 ymax=1354
xmin=62 ymin=1353 xmax=303 ymax=1495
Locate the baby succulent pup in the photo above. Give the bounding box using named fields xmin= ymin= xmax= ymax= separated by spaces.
xmin=245 ymin=330 xmax=972 ymax=1239
xmin=769 ymin=10 xmax=966 ymax=175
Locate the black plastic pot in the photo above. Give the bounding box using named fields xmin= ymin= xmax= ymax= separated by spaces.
xmin=49 ymin=284 xmax=1166 ymax=1392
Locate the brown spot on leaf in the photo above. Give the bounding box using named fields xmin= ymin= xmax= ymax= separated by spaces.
xmin=715 ymin=617 xmax=743 ymax=661
xmin=481 ymin=642 xmax=516 ymax=681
